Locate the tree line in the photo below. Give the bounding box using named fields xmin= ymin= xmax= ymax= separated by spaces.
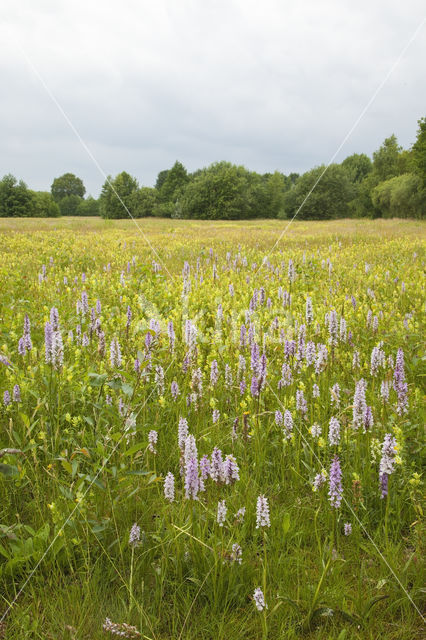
xmin=1 ymin=117 xmax=424 ymax=219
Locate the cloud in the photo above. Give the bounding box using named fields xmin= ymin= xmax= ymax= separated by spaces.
xmin=0 ymin=0 xmax=424 ymax=195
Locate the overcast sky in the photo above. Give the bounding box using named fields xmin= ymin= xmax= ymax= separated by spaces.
xmin=1 ymin=0 xmax=425 ymax=196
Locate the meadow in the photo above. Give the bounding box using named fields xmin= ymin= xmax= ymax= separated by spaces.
xmin=0 ymin=217 xmax=424 ymax=639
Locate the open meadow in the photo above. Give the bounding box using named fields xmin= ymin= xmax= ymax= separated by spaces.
xmin=0 ymin=217 xmax=425 ymax=639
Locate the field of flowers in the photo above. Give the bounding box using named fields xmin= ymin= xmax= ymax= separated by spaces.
xmin=0 ymin=217 xmax=424 ymax=639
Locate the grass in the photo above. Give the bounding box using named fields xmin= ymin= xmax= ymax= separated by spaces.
xmin=0 ymin=217 xmax=424 ymax=639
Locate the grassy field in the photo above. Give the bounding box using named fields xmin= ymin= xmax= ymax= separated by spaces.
xmin=0 ymin=217 xmax=425 ymax=639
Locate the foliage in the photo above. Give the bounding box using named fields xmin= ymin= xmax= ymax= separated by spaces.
xmin=0 ymin=174 xmax=34 ymax=217
xmin=341 ymin=153 xmax=372 ymax=183
xmin=372 ymin=173 xmax=425 ymax=218
xmin=51 ymin=173 xmax=86 ymax=201
xmin=281 ymin=164 xmax=355 ymax=219
xmin=157 ymin=161 xmax=190 ymax=204
xmin=76 ymin=196 xmax=100 ymax=217
xmin=29 ymin=191 xmax=60 ymax=217
xmin=133 ymin=187 xmax=159 ymax=217
xmin=58 ymin=194 xmax=83 ymax=216
xmin=99 ymin=172 xmax=139 ymax=219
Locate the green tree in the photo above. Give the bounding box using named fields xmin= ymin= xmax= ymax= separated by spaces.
xmin=76 ymin=196 xmax=100 ymax=216
xmin=0 ymin=174 xmax=33 ymax=217
xmin=51 ymin=173 xmax=86 ymax=201
xmin=372 ymin=135 xmax=402 ymax=182
xmin=30 ymin=191 xmax=60 ymax=217
xmin=58 ymin=194 xmax=83 ymax=215
xmin=133 ymin=187 xmax=159 ymax=217
xmin=372 ymin=173 xmax=424 ymax=219
xmin=411 ymin=117 xmax=426 ymax=187
xmin=180 ymin=162 xmax=262 ymax=220
xmin=99 ymin=172 xmax=139 ymax=219
xmin=158 ymin=161 xmax=190 ymax=204
xmin=341 ymin=153 xmax=372 ymax=183
xmin=281 ymin=164 xmax=355 ymax=220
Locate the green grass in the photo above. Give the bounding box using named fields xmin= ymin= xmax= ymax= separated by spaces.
xmin=0 ymin=217 xmax=424 ymax=639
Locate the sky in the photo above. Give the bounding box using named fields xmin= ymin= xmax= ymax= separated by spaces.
xmin=0 ymin=0 xmax=425 ymax=196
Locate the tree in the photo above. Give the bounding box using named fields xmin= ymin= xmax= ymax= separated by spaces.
xmin=281 ymin=164 xmax=355 ymax=220
xmin=51 ymin=173 xmax=86 ymax=201
xmin=0 ymin=174 xmax=33 ymax=217
xmin=99 ymin=172 xmax=139 ymax=219
xmin=58 ymin=194 xmax=83 ymax=216
xmin=341 ymin=153 xmax=372 ymax=183
xmin=30 ymin=191 xmax=60 ymax=217
xmin=180 ymin=162 xmax=263 ymax=220
xmin=133 ymin=187 xmax=159 ymax=217
xmin=411 ymin=117 xmax=426 ymax=188
xmin=158 ymin=161 xmax=190 ymax=203
xmin=372 ymin=135 xmax=402 ymax=182
xmin=372 ymin=173 xmax=424 ymax=219
xmin=76 ymin=196 xmax=100 ymax=216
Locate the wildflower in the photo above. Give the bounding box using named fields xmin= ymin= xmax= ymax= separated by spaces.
xmin=212 ymin=409 xmax=220 ymax=423
xmin=305 ymin=341 xmax=316 ymax=366
xmin=23 ymin=314 xmax=32 ymax=351
xmin=344 ymin=522 xmax=352 ymax=536
xmin=3 ymin=390 xmax=11 ymax=407
xmin=352 ymin=379 xmax=367 ymax=430
xmin=164 ymin=472 xmax=175 ymax=502
xmin=210 ymin=447 xmax=225 ymax=483
xmin=296 ymin=389 xmax=307 ymax=415
xmin=102 ymin=618 xmax=141 ymax=638
xmin=312 ymin=383 xmax=320 ymax=398
xmin=328 ymin=417 xmax=340 ymax=446
xmin=234 ymin=507 xmax=246 ymax=523
xmin=380 ymin=380 xmax=390 ymax=402
xmin=330 ymin=383 xmax=340 ymax=407
xmin=44 ymin=321 xmax=53 ymax=363
xmin=328 ymin=456 xmax=343 ymax=508
xmin=148 ymin=430 xmax=158 ymax=454
xmin=223 ymin=454 xmax=240 ymax=484
xmin=184 ymin=456 xmax=199 ymax=500
xmin=256 ymin=494 xmax=270 ymax=528
xmin=129 ymin=523 xmax=140 ymax=547
xmin=110 ymin=337 xmax=122 ymax=368
xmin=306 ymin=296 xmax=313 ymax=324
xmin=199 ymin=455 xmax=211 ymax=479
xmin=250 ymin=375 xmax=259 ymax=397
xmin=313 ymin=469 xmax=327 ymax=491
xmin=231 ymin=543 xmax=242 ymax=564
xmin=379 ymin=434 xmax=397 ymax=498
xmin=283 ymin=409 xmax=293 ymax=440
xmin=393 ymin=348 xmax=408 ymax=414
xmin=178 ymin=417 xmax=189 ymax=450
xmin=253 ymin=587 xmax=267 ymax=611
xmin=310 ymin=423 xmax=321 ymax=438
xmin=363 ymin=406 xmax=373 ymax=431
xmin=217 ymin=500 xmax=227 ymax=526
xmin=51 ymin=331 xmax=64 ymax=370
xmin=275 ymin=410 xmax=283 ymax=426
xmin=155 ymin=365 xmax=164 ymax=395
xmin=210 ymin=360 xmax=219 ymax=386
xmin=171 ymin=381 xmax=179 ymax=400
xmin=12 ymin=384 xmax=21 ymax=402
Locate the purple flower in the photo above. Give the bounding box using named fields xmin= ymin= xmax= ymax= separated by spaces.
xmin=164 ymin=472 xmax=175 ymax=502
xmin=199 ymin=455 xmax=211 ymax=480
xmin=256 ymin=494 xmax=270 ymax=528
xmin=313 ymin=470 xmax=327 ymax=491
xmin=129 ymin=523 xmax=140 ymax=547
xmin=223 ymin=454 xmax=240 ymax=484
xmin=250 ymin=375 xmax=259 ymax=398
xmin=283 ymin=410 xmax=293 ymax=440
xmin=148 ymin=430 xmax=158 ymax=454
xmin=253 ymin=587 xmax=267 ymax=611
xmin=178 ymin=417 xmax=189 ymax=450
xmin=328 ymin=417 xmax=340 ymax=446
xmin=12 ymin=384 xmax=21 ymax=402
xmin=275 ymin=410 xmax=283 ymax=427
xmin=210 ymin=447 xmax=225 ymax=483
xmin=379 ymin=434 xmax=397 ymax=498
xmin=328 ymin=455 xmax=343 ymax=509
xmin=171 ymin=381 xmax=179 ymax=400
xmin=110 ymin=337 xmax=122 ymax=368
xmin=306 ymin=297 xmax=313 ymax=324
xmin=184 ymin=456 xmax=199 ymax=500
xmin=23 ymin=314 xmax=32 ymax=351
xmin=231 ymin=543 xmax=242 ymax=564
xmin=352 ymin=379 xmax=367 ymax=430
xmin=234 ymin=507 xmax=246 ymax=523
xmin=217 ymin=500 xmax=227 ymax=526
xmin=210 ymin=360 xmax=219 ymax=386
xmin=393 ymin=348 xmax=408 ymax=415
xmin=3 ymin=390 xmax=11 ymax=407
xmin=344 ymin=522 xmax=352 ymax=536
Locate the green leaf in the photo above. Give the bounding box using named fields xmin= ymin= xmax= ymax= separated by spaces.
xmin=282 ymin=512 xmax=291 ymax=535
xmin=124 ymin=442 xmax=146 ymax=456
